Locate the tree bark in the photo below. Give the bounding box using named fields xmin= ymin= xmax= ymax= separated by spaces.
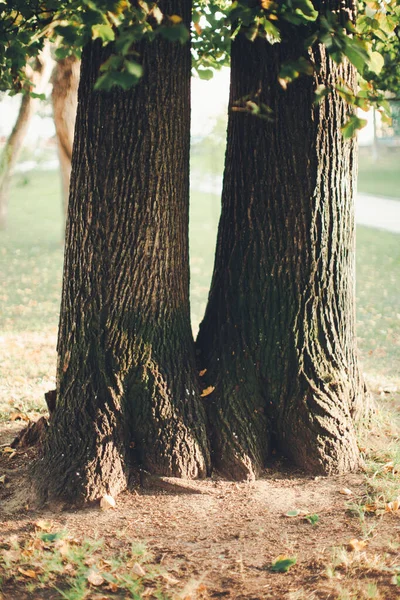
xmin=35 ymin=1 xmax=210 ymax=505
xmin=197 ymin=18 xmax=369 ymax=479
xmin=0 ymin=52 xmax=49 ymax=229
xmin=51 ymin=56 xmax=80 ymax=219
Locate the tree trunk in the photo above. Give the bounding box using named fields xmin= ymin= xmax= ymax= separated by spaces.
xmin=35 ymin=1 xmax=210 ymax=505
xmin=0 ymin=52 xmax=49 ymax=229
xmin=51 ymin=56 xmax=80 ymax=219
xmin=197 ymin=23 xmax=369 ymax=479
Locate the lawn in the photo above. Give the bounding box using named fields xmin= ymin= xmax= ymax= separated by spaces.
xmin=357 ymin=150 xmax=400 ymax=199
xmin=1 ymin=169 xmax=400 ymax=600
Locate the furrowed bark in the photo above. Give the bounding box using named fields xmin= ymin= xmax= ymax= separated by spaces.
xmin=35 ymin=0 xmax=210 ymax=505
xmin=197 ymin=16 xmax=369 ymax=478
xmin=51 ymin=56 xmax=80 ymax=219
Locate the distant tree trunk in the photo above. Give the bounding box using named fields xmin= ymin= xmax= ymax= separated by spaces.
xmin=51 ymin=56 xmax=80 ymax=219
xmin=0 ymin=54 xmax=48 ymax=229
xmin=35 ymin=0 xmax=210 ymax=505
xmin=197 ymin=16 xmax=369 ymax=479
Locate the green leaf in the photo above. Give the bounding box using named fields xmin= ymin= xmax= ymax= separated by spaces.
xmin=341 ymin=114 xmax=368 ymax=139
xmin=92 ymin=24 xmax=115 ymax=43
xmin=368 ymin=51 xmax=384 ymax=75
xmin=305 ymin=514 xmax=319 ymax=526
xmin=159 ymin=23 xmax=190 ymax=44
xmin=285 ymin=509 xmax=300 ymax=517
xmin=270 ymin=557 xmax=297 ymax=573
xmin=40 ymin=532 xmax=62 ymax=542
xmin=197 ymin=68 xmax=214 ymax=80
xmin=124 ymin=60 xmax=143 ymax=79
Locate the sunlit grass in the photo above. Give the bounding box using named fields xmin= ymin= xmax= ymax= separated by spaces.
xmin=358 ymin=151 xmax=400 ymax=199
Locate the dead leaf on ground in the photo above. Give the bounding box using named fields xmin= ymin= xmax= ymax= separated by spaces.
xmin=10 ymin=412 xmax=30 ymax=422
xmin=0 ymin=475 xmax=6 ymax=484
xmin=100 ymin=495 xmax=116 ymax=510
xmin=87 ymin=569 xmax=105 ymax=586
xmin=132 ymin=562 xmax=146 ymax=577
xmin=348 ymin=539 xmax=367 ymax=551
xmin=200 ymin=386 xmax=215 ymax=397
xmin=385 ymin=498 xmax=400 ymax=512
xmin=161 ymin=573 xmax=180 ymax=585
xmin=35 ymin=520 xmax=52 ymax=532
xmin=199 ymin=369 xmax=207 ymax=377
xmin=339 ymin=488 xmax=353 ymax=496
xmin=17 ymin=567 xmax=37 ymax=579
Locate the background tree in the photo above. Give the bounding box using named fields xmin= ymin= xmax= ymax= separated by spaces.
xmin=51 ymin=55 xmax=80 ymax=218
xmin=0 ymin=46 xmax=51 ymax=229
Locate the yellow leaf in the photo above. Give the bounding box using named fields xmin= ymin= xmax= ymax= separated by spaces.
xmin=364 ymin=503 xmax=377 ymax=513
xmin=132 ymin=562 xmax=146 ymax=577
xmin=35 ymin=520 xmax=52 ymax=532
xmin=169 ymin=14 xmax=182 ymax=23
xmin=100 ymin=495 xmax=116 ymax=510
xmin=200 ymin=386 xmax=215 ymax=397
xmin=194 ymin=22 xmax=202 ymax=35
xmin=385 ymin=499 xmax=400 ymax=512
xmin=348 ymin=539 xmax=367 ymax=551
xmin=87 ymin=570 xmax=105 ymax=586
xmin=199 ymin=369 xmax=207 ymax=377
xmin=0 ymin=475 xmax=6 ymax=484
xmin=10 ymin=412 xmax=30 ymax=422
xmin=18 ymin=568 xmax=37 ymax=579
xmin=2 ymin=447 xmax=14 ymax=454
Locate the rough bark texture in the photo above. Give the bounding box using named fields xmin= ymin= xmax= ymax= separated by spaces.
xmin=0 ymin=52 xmax=49 ymax=229
xmin=51 ymin=56 xmax=80 ymax=218
xmin=197 ymin=16 xmax=368 ymax=479
xmin=35 ymin=0 xmax=210 ymax=504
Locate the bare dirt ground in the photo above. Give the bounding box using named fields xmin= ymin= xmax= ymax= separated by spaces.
xmin=1 ymin=414 xmax=400 ymax=600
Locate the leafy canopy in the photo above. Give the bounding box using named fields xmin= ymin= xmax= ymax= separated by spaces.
xmin=1 ymin=0 xmax=399 ymax=127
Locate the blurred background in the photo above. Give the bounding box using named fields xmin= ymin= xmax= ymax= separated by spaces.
xmin=0 ymin=66 xmax=399 ymax=421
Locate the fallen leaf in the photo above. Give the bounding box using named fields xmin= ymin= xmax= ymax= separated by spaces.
xmin=0 ymin=475 xmax=6 ymax=484
xmin=2 ymin=447 xmax=14 ymax=454
xmin=10 ymin=412 xmax=30 ymax=422
xmin=348 ymin=539 xmax=367 ymax=551
xmin=87 ymin=570 xmax=104 ymax=586
xmin=105 ymin=582 xmax=119 ymax=593
xmin=285 ymin=510 xmax=300 ymax=517
xmin=270 ymin=556 xmax=297 ymax=573
xmin=161 ymin=573 xmax=180 ymax=585
xmin=35 ymin=520 xmax=52 ymax=532
xmin=100 ymin=495 xmax=116 ymax=510
xmin=385 ymin=498 xmax=400 ymax=512
xmin=199 ymin=369 xmax=207 ymax=377
xmin=200 ymin=386 xmax=215 ymax=397
xmin=132 ymin=562 xmax=146 ymax=577
xmin=339 ymin=488 xmax=353 ymax=496
xmin=18 ymin=568 xmax=37 ymax=579
xmin=364 ymin=503 xmax=378 ymax=513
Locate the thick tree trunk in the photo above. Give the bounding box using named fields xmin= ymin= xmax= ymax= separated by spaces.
xmin=0 ymin=52 xmax=49 ymax=229
xmin=35 ymin=1 xmax=210 ymax=505
xmin=51 ymin=56 xmax=80 ymax=219
xmin=197 ymin=25 xmax=369 ymax=479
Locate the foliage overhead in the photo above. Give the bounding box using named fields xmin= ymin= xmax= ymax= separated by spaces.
xmin=0 ymin=0 xmax=399 ymax=126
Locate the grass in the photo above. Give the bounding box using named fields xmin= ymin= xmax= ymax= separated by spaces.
xmin=357 ymin=150 xmax=400 ymax=199
xmin=0 ymin=524 xmax=178 ymax=599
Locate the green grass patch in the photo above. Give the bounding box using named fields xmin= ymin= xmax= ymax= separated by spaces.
xmin=357 ymin=152 xmax=400 ymax=199
xmin=356 ymin=226 xmax=400 ymax=387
